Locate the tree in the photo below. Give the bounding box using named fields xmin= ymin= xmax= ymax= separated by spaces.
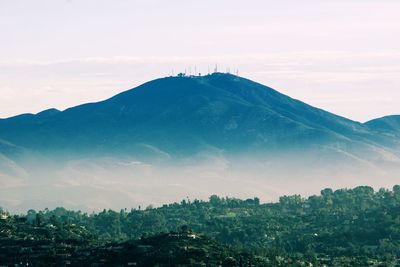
xmin=209 ymin=195 xmax=221 ymax=206
xmin=321 ymin=188 xmax=333 ymax=197
xmin=393 ymin=185 xmax=400 ymax=195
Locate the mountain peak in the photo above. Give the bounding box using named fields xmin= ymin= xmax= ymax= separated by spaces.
xmin=36 ymin=108 xmax=61 ymax=117
xmin=0 ymin=74 xmax=391 ymax=157
xmin=365 ymin=115 xmax=400 ymax=134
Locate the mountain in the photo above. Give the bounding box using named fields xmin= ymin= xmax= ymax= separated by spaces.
xmin=0 ymin=73 xmax=396 ymax=160
xmin=366 ymin=115 xmax=400 ymax=135
xmin=0 ymin=139 xmax=25 ymax=176
xmin=1 ymin=73 xmax=400 ymax=212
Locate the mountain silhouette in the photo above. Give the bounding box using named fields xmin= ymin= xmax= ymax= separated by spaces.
xmin=0 ymin=73 xmax=398 ymax=160
xmin=366 ymin=115 xmax=400 ymax=135
xmin=1 ymin=73 xmax=400 ymax=212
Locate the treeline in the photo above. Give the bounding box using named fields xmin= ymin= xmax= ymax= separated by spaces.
xmin=2 ymin=185 xmax=400 ymax=265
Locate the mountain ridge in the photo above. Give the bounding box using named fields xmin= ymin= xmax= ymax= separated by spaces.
xmin=1 ymin=73 xmax=400 ymax=212
xmin=365 ymin=115 xmax=400 ymax=135
xmin=0 ymin=73 xmax=398 ymax=160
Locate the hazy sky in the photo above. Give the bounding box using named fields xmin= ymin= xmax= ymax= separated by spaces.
xmin=1 ymin=0 xmax=400 ymax=122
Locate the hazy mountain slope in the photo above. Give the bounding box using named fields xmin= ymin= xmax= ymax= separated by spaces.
xmin=1 ymin=73 xmax=400 ymax=212
xmin=365 ymin=115 xmax=400 ymax=135
xmin=0 ymin=139 xmax=21 ymax=157
xmin=0 ymin=73 xmax=388 ymax=159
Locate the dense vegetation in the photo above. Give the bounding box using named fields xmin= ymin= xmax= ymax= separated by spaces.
xmin=2 ymin=185 xmax=400 ymax=266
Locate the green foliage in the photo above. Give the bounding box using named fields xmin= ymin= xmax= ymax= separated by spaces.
xmin=2 ymin=185 xmax=400 ymax=266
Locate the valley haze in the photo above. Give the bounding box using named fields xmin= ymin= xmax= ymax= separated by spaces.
xmin=0 ymin=73 xmax=399 ymax=213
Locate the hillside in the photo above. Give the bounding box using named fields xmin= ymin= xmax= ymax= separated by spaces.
xmin=366 ymin=115 xmax=400 ymax=135
xmin=1 ymin=73 xmax=400 ymax=212
xmin=0 ymin=73 xmax=395 ymax=159
xmin=2 ymin=186 xmax=400 ymax=266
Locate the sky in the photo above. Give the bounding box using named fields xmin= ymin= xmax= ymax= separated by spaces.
xmin=1 ymin=0 xmax=400 ymax=122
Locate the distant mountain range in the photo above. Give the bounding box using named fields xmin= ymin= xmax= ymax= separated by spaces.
xmin=0 ymin=73 xmax=399 ymax=162
xmin=1 ymin=72 xmax=400 ymax=212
